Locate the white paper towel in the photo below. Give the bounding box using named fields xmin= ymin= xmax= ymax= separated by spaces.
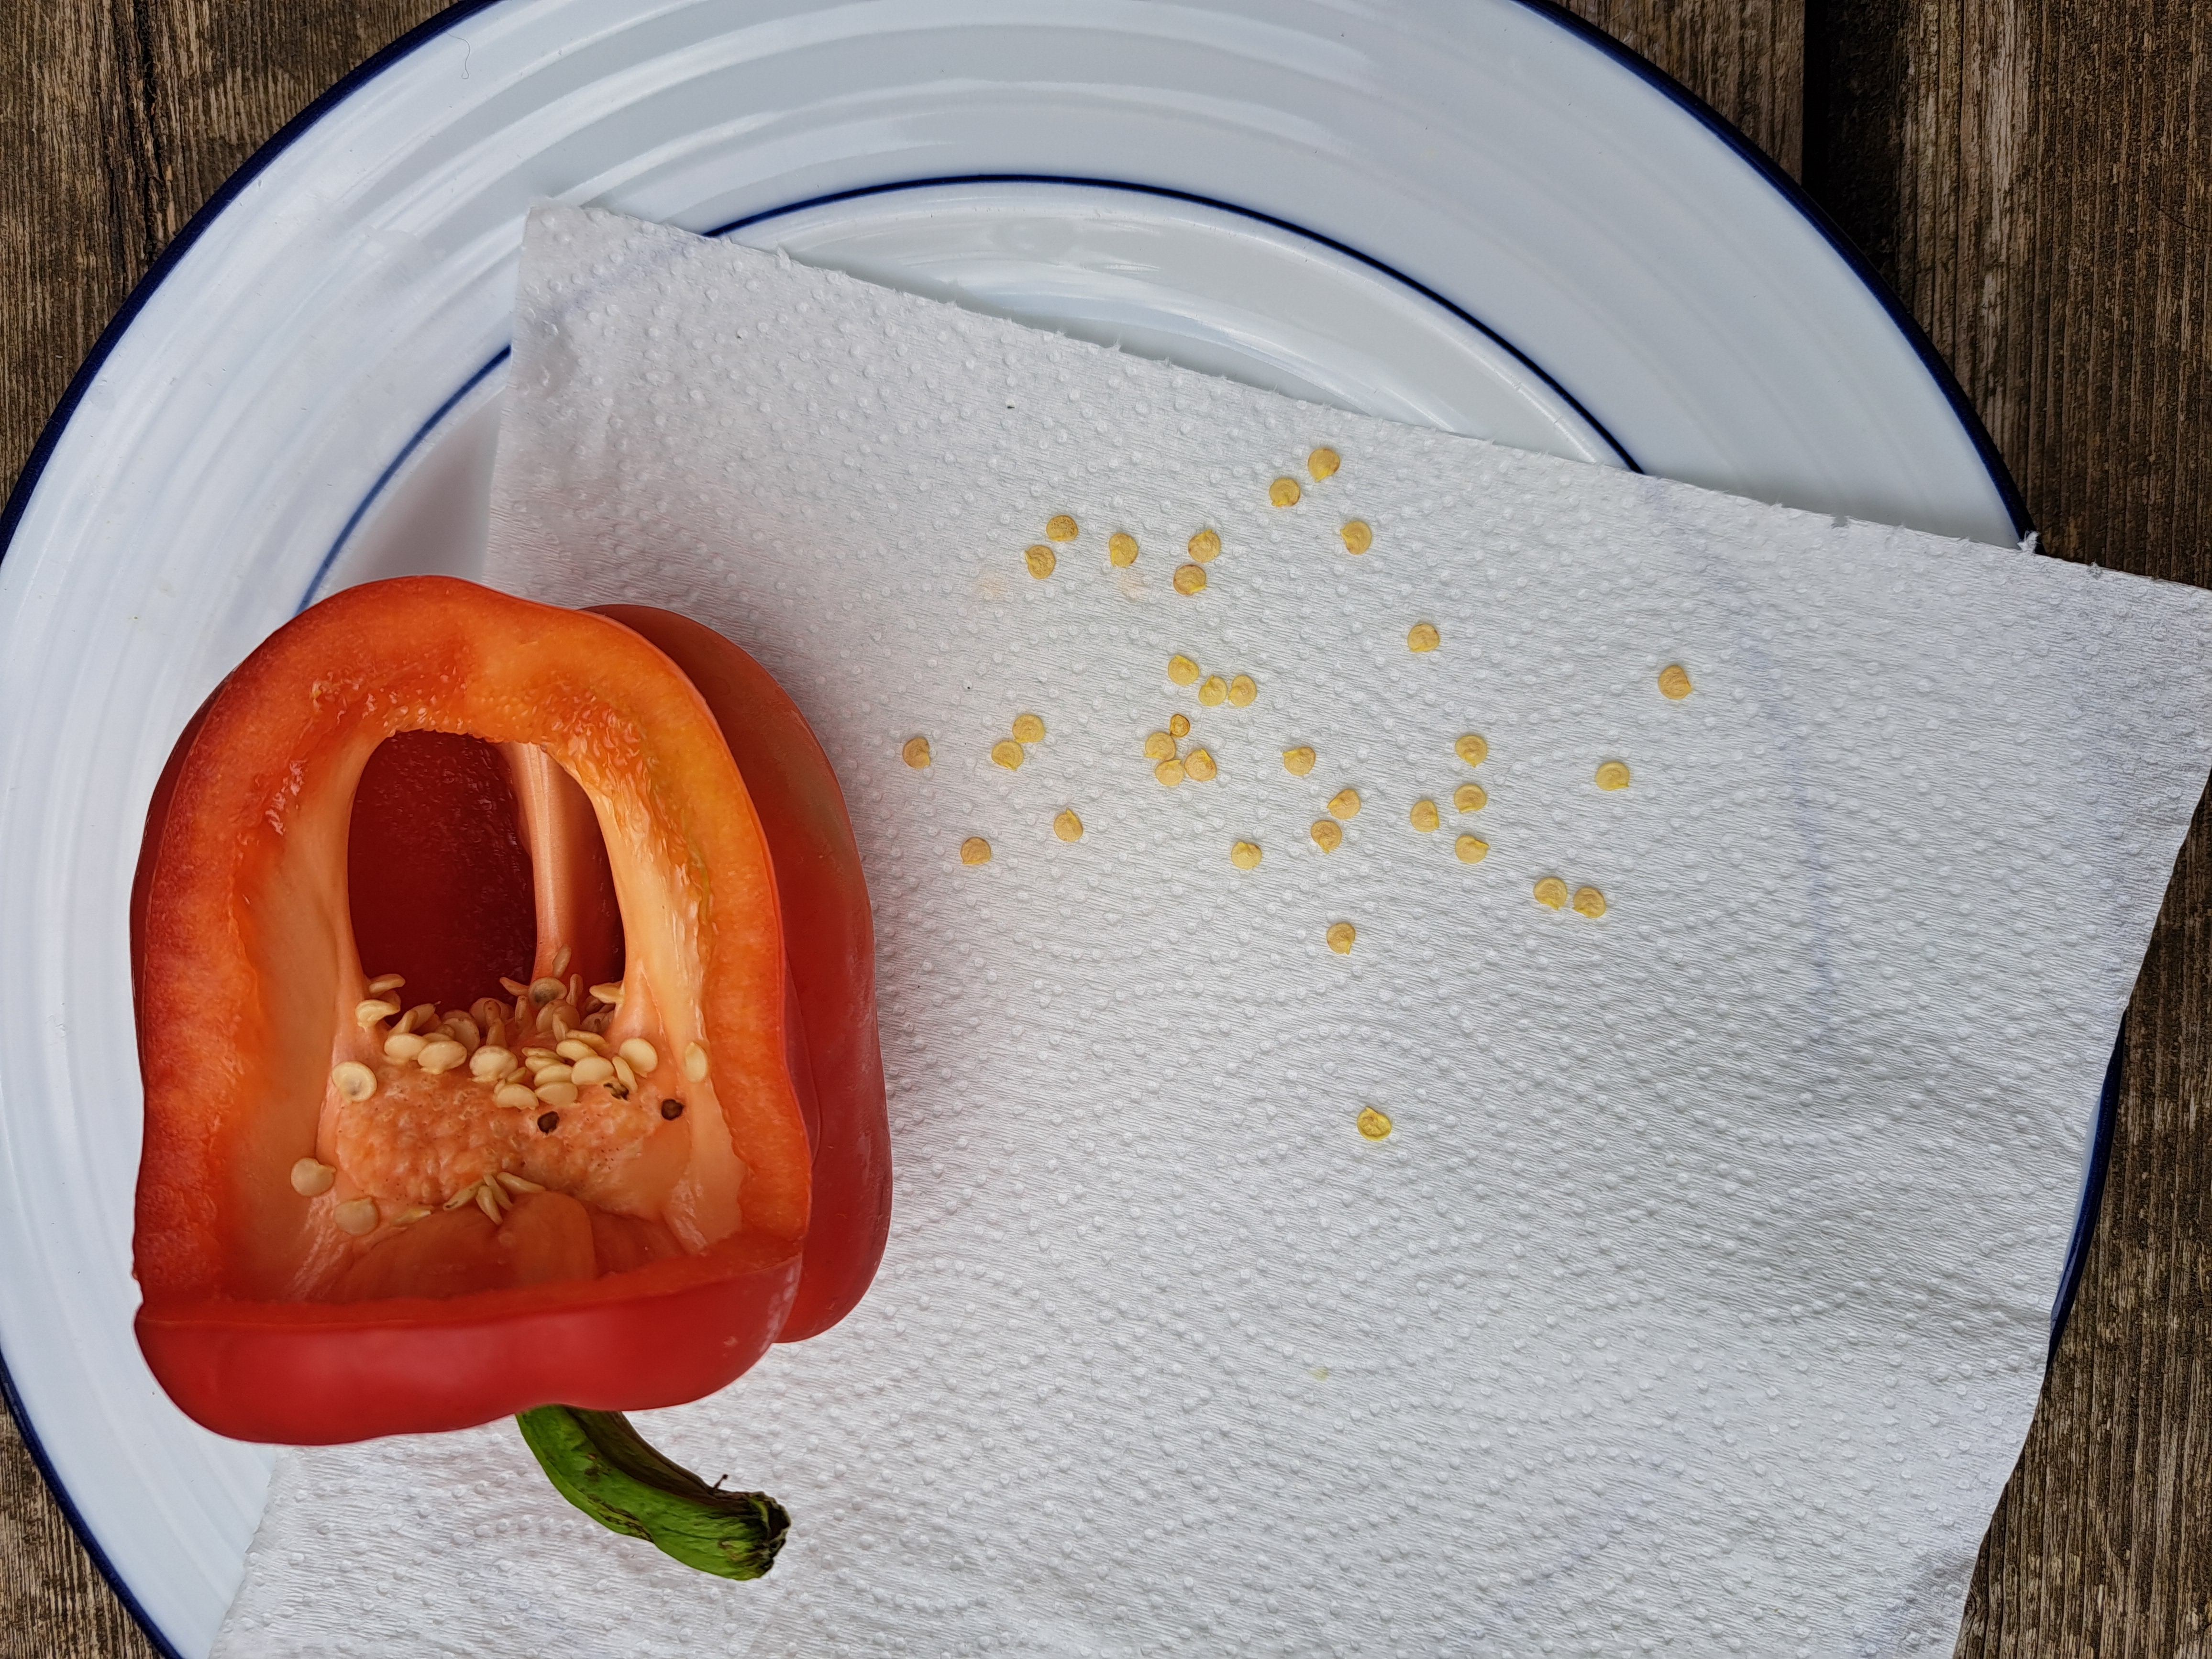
xmin=214 ymin=205 xmax=2212 ymax=1658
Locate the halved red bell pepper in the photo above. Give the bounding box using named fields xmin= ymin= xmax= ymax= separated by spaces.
xmin=131 ymin=576 xmax=889 ymax=1445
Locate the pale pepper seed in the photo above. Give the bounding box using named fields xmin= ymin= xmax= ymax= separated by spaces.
xmin=1054 ymin=808 xmax=1084 ymax=843
xmin=1270 ymin=477 xmax=1303 ymax=508
xmin=1454 ymin=783 xmax=1487 ymax=813
xmin=1012 ymin=712 xmax=1046 ymax=744
xmin=1308 ymin=447 xmax=1341 ymax=481
xmin=1173 ymin=564 xmax=1207 ymax=596
xmin=1573 ymin=886 xmax=1609 ymax=918
xmin=1409 ymin=799 xmax=1439 ymax=833
xmin=1282 ymin=746 xmax=1317 ymax=777
xmin=1534 ymin=877 xmax=1569 ymax=909
xmin=1108 ymin=532 xmax=1139 ymax=567
xmin=1327 ymin=921 xmax=1357 ymax=954
xmin=1407 ymin=622 xmax=1441 ymax=653
xmin=1227 ymin=675 xmax=1257 ymax=708
xmin=1231 ymin=841 xmax=1263 ymax=871
xmin=1341 ymin=520 xmax=1373 ymax=555
xmin=961 ymin=837 xmax=993 ymax=866
xmin=1456 ymin=835 xmax=1489 ymax=864
xmin=1187 ymin=529 xmax=1221 ymax=563
xmin=1144 ymin=731 xmax=1177 ymax=762
xmin=1046 ymin=515 xmax=1079 ymax=542
xmin=1025 ymin=545 xmax=1056 ymax=579
xmin=1168 ymin=714 xmax=1191 ymax=739
xmin=1310 ymin=819 xmax=1344 ymax=853
xmin=1198 ymin=675 xmax=1228 ymax=707
xmin=1183 ymin=749 xmax=1218 ymax=783
xmin=1328 ymin=788 xmax=1362 ymax=820
xmin=1168 ymin=654 xmax=1201 ymax=686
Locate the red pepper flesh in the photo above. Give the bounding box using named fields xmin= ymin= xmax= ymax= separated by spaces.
xmin=131 ymin=577 xmax=889 ymax=1444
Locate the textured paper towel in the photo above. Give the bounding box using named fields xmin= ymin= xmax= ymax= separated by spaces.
xmin=216 ymin=205 xmax=2212 ymax=1658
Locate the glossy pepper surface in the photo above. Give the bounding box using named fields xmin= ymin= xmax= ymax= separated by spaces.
xmin=130 ymin=577 xmax=890 ymax=1444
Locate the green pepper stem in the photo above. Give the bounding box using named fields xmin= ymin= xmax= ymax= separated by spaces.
xmin=514 ymin=1405 xmax=788 ymax=1580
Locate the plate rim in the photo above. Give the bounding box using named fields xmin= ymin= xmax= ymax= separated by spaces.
xmin=0 ymin=1 xmax=2062 ymax=1650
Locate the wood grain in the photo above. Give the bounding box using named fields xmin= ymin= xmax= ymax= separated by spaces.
xmin=1808 ymin=4 xmax=2212 ymax=1652
xmin=3 ymin=1 xmax=2200 ymax=1654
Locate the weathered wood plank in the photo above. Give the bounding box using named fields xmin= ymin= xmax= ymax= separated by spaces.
xmin=1812 ymin=2 xmax=2212 ymax=1653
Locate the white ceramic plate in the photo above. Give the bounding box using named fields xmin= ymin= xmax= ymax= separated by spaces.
xmin=0 ymin=1 xmax=2038 ymax=1651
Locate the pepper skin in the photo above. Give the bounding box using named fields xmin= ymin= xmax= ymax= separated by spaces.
xmin=130 ymin=577 xmax=889 ymax=1444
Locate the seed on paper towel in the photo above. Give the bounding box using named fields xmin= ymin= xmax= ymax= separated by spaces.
xmin=1184 ymin=749 xmax=1218 ymax=783
xmin=1341 ymin=520 xmax=1373 ymax=555
xmin=1356 ymin=1106 xmax=1394 ymax=1140
xmin=1595 ymin=760 xmax=1631 ymax=791
xmin=1198 ymin=675 xmax=1228 ymax=707
xmin=1454 ymin=782 xmax=1487 ymax=813
xmin=1533 ymin=876 xmax=1568 ymax=909
xmin=1456 ymin=836 xmax=1489 ymax=864
xmin=1168 ymin=654 xmax=1201 ymax=686
xmin=1328 ymin=788 xmax=1362 ymax=820
xmin=1659 ymin=664 xmax=1695 ymax=700
xmin=1108 ymin=532 xmax=1139 ymax=567
xmin=1326 ymin=921 xmax=1357 ymax=954
xmin=1230 ymin=840 xmax=1263 ymax=871
xmin=1156 ymin=758 xmax=1187 ymax=787
xmin=1308 ymin=447 xmax=1341 ymax=481
xmin=902 ymin=736 xmax=932 ymax=770
xmin=961 ymin=837 xmax=994 ymax=866
xmin=1228 ymin=675 xmax=1257 ymax=707
xmin=991 ymin=740 xmax=1026 ymax=771
xmin=1188 ymin=529 xmax=1222 ymax=563
xmin=1283 ymin=746 xmax=1317 ymax=777
xmin=1407 ymin=622 xmax=1440 ymax=653
xmin=1144 ymin=731 xmax=1177 ymax=762
xmin=1169 ymin=713 xmax=1191 ymax=739
xmin=1456 ymin=733 xmax=1488 ymax=767
xmin=1409 ymin=799 xmax=1439 ymax=833
xmin=1270 ymin=477 xmax=1303 ymax=508
xmin=1173 ymin=564 xmax=1208 ymax=596
xmin=1054 ymin=808 xmax=1084 ymax=843
xmin=1310 ymin=819 xmax=1344 ymax=853
xmin=1046 ymin=514 xmax=1079 ymax=542
xmin=1012 ymin=712 xmax=1047 ymax=744
xmin=1025 ymin=544 xmax=1056 ymax=579
xmin=1573 ymin=886 xmax=1608 ymax=918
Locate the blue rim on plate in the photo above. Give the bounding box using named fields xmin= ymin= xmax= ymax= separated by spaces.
xmin=0 ymin=1 xmax=2084 ymax=1651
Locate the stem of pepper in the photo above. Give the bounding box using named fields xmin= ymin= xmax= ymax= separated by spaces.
xmin=514 ymin=1405 xmax=789 ymax=1580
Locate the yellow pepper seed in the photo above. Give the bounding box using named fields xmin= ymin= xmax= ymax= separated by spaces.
xmin=1188 ymin=528 xmax=1222 ymax=563
xmin=1356 ymin=1106 xmax=1393 ymax=1140
xmin=1454 ymin=782 xmax=1487 ymax=813
xmin=1144 ymin=731 xmax=1176 ymax=762
xmin=1327 ymin=921 xmax=1357 ymax=955
xmin=1573 ymin=885 xmax=1608 ymax=918
xmin=1659 ymin=663 xmax=1695 ymax=700
xmin=1230 ymin=840 xmax=1263 ymax=871
xmin=1456 ymin=733 xmax=1489 ymax=767
xmin=1155 ymin=758 xmax=1187 ymax=787
xmin=1046 ymin=514 xmax=1079 ymax=542
xmin=1595 ymin=760 xmax=1631 ymax=792
xmin=1534 ymin=876 xmax=1568 ymax=909
xmin=1168 ymin=713 xmax=1191 ymax=739
xmin=1012 ymin=712 xmax=1046 ymax=744
xmin=1308 ymin=447 xmax=1341 ymax=481
xmin=684 ymin=1042 xmax=710 ymax=1083
xmin=902 ymin=735 xmax=932 ymax=770
xmin=1173 ymin=563 xmax=1208 ymax=596
xmin=1168 ymin=653 xmax=1201 ymax=686
xmin=1328 ymin=787 xmax=1362 ymax=820
xmin=1108 ymin=531 xmax=1139 ymax=567
xmin=1409 ymin=799 xmax=1439 ymax=833
xmin=1270 ymin=476 xmax=1303 ymax=508
xmin=1456 ymin=835 xmax=1489 ymax=864
xmin=1198 ymin=675 xmax=1228 ymax=707
xmin=1054 ymin=808 xmax=1084 ymax=843
xmin=1025 ymin=544 xmax=1056 ymax=579
xmin=1310 ymin=819 xmax=1344 ymax=853
xmin=1283 ymin=746 xmax=1317 ymax=777
xmin=1407 ymin=622 xmax=1441 ymax=653
xmin=1184 ymin=748 xmax=1218 ymax=783
xmin=991 ymin=739 xmax=1026 ymax=771
xmin=961 ymin=837 xmax=994 ymax=866
xmin=1340 ymin=519 xmax=1373 ymax=555
xmin=1228 ymin=674 xmax=1257 ymax=708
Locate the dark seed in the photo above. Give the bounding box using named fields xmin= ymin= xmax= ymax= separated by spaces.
xmin=537 ymin=1111 xmax=560 ymax=1133
xmin=660 ymin=1097 xmax=686 ymax=1121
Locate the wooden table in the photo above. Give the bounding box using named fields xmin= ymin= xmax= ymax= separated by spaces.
xmin=1 ymin=3 xmax=2201 ymax=1652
